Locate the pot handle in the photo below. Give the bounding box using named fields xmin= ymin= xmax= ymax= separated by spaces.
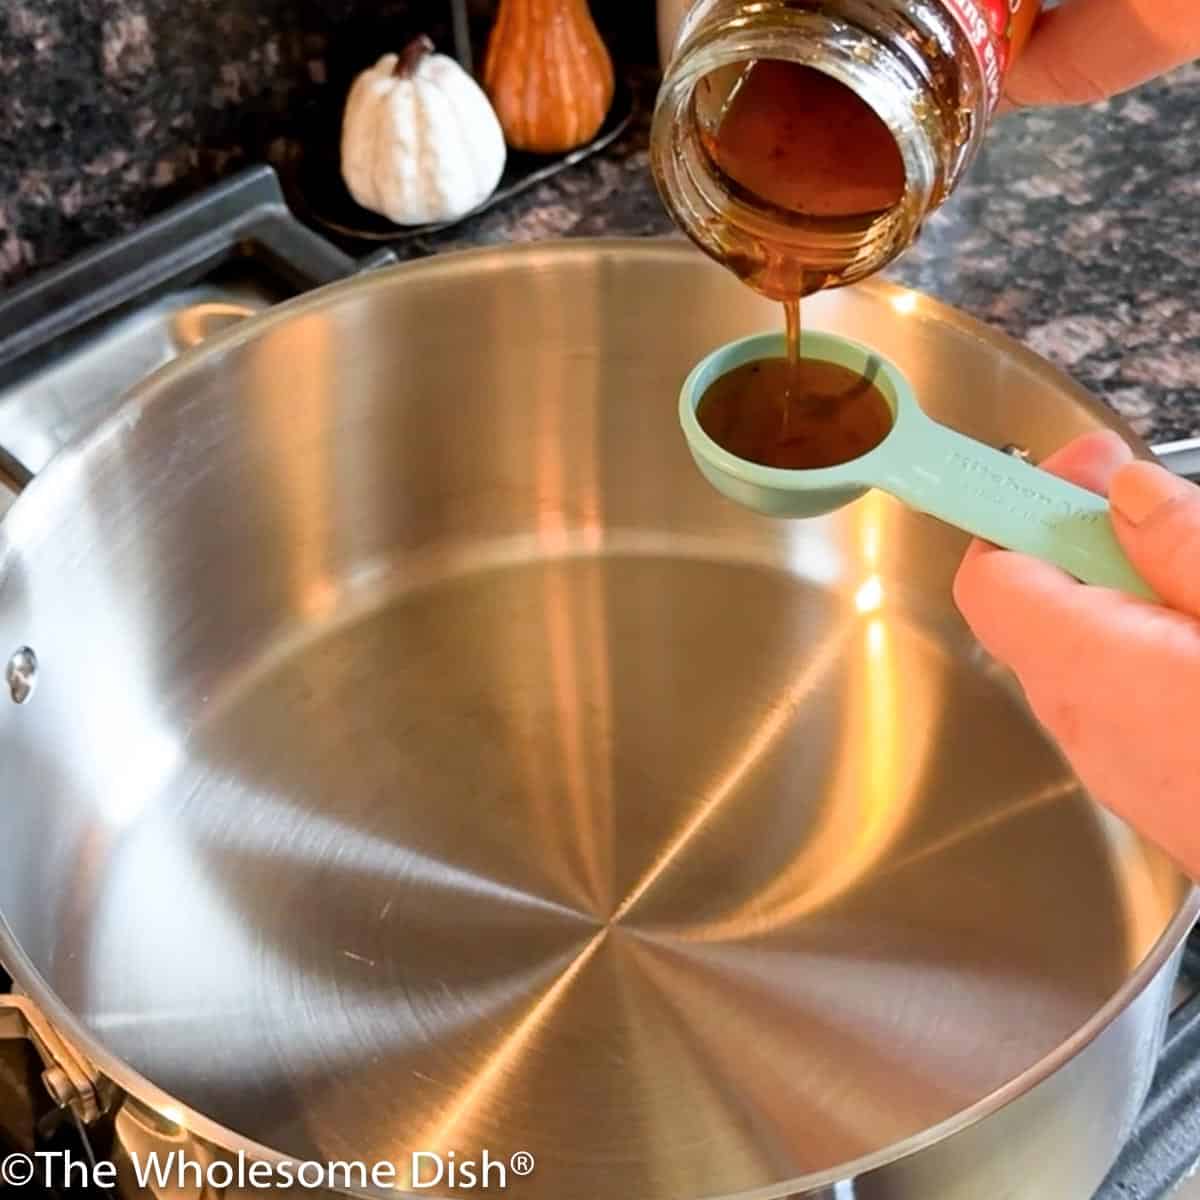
xmin=0 ymin=165 xmax=395 ymax=500
xmin=0 ymin=991 xmax=103 ymax=1122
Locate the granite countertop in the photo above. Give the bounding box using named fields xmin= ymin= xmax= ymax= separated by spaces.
xmin=891 ymin=63 xmax=1200 ymax=450
xmin=387 ymin=61 xmax=1200 ymax=450
xmin=2 ymin=0 xmax=1198 ymax=447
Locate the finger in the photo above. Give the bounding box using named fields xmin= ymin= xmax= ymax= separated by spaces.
xmin=953 ymin=433 xmax=1135 ymax=665
xmin=953 ymin=538 xmax=1169 ymax=697
xmin=1036 ymin=428 xmax=1133 ymax=493
xmin=1109 ymin=460 xmax=1200 ymax=617
xmin=953 ymin=547 xmax=1087 ymax=671
xmin=960 ymin=430 xmax=1132 ymax=567
xmin=1004 ymin=0 xmax=1200 ymax=108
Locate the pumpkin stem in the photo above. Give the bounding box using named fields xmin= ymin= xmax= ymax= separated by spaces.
xmin=395 ymin=35 xmax=435 ymax=78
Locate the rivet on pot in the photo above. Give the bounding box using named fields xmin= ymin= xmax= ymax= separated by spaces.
xmin=6 ymin=646 xmax=38 ymax=704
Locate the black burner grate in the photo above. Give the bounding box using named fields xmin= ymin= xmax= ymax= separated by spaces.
xmin=1095 ymin=926 xmax=1200 ymax=1199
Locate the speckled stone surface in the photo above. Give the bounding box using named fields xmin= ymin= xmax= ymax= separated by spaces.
xmin=887 ymin=62 xmax=1200 ymax=447
xmin=0 ymin=0 xmax=650 ymax=285
xmin=0 ymin=0 xmax=342 ymax=281
xmin=2 ymin=0 xmax=1198 ymax=445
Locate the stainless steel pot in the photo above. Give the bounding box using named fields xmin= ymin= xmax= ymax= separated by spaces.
xmin=0 ymin=240 xmax=1195 ymax=1200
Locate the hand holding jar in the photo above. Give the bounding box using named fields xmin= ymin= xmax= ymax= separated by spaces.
xmin=1004 ymin=0 xmax=1200 ymax=107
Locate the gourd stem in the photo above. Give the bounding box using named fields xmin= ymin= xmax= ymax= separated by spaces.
xmin=396 ymin=35 xmax=435 ymax=78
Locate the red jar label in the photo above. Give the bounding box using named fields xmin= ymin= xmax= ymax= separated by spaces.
xmin=941 ymin=0 xmax=1041 ymax=112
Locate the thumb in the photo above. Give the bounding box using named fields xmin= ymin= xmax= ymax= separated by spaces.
xmin=1004 ymin=0 xmax=1200 ymax=109
xmin=1109 ymin=461 xmax=1200 ymax=616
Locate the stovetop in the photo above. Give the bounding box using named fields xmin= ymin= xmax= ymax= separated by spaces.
xmin=0 ymin=166 xmax=1197 ymax=1200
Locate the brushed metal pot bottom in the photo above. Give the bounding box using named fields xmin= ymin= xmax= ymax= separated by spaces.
xmin=0 ymin=242 xmax=1192 ymax=1199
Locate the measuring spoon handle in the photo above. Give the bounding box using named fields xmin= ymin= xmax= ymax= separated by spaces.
xmin=872 ymin=414 xmax=1156 ymax=600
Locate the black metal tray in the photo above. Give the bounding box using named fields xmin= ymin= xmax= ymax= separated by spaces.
xmin=282 ymin=77 xmax=635 ymax=245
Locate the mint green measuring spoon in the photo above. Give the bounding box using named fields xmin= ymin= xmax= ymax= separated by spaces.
xmin=680 ymin=330 xmax=1155 ymax=600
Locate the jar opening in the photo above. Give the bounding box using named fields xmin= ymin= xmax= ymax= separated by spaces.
xmin=651 ymin=13 xmax=946 ymax=299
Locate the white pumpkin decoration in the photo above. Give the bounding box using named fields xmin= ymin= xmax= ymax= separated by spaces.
xmin=341 ymin=37 xmax=506 ymax=226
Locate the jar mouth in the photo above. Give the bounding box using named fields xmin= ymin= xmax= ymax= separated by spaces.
xmin=650 ymin=13 xmax=942 ymax=297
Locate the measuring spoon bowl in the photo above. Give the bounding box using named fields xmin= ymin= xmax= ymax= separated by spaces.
xmin=680 ymin=330 xmax=1155 ymax=599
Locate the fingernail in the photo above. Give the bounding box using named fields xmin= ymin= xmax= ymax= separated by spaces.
xmin=1110 ymin=461 xmax=1194 ymax=527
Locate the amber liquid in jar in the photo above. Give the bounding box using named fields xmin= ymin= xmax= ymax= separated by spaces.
xmin=707 ymin=62 xmax=906 ymax=229
xmin=654 ymin=0 xmax=1041 ymax=461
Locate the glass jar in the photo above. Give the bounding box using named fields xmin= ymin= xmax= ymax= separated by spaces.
xmin=651 ymin=0 xmax=1040 ymax=300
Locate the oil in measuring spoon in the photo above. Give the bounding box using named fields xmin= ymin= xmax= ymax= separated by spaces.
xmin=697 ymin=358 xmax=893 ymax=470
xmin=699 ymin=292 xmax=892 ymax=471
